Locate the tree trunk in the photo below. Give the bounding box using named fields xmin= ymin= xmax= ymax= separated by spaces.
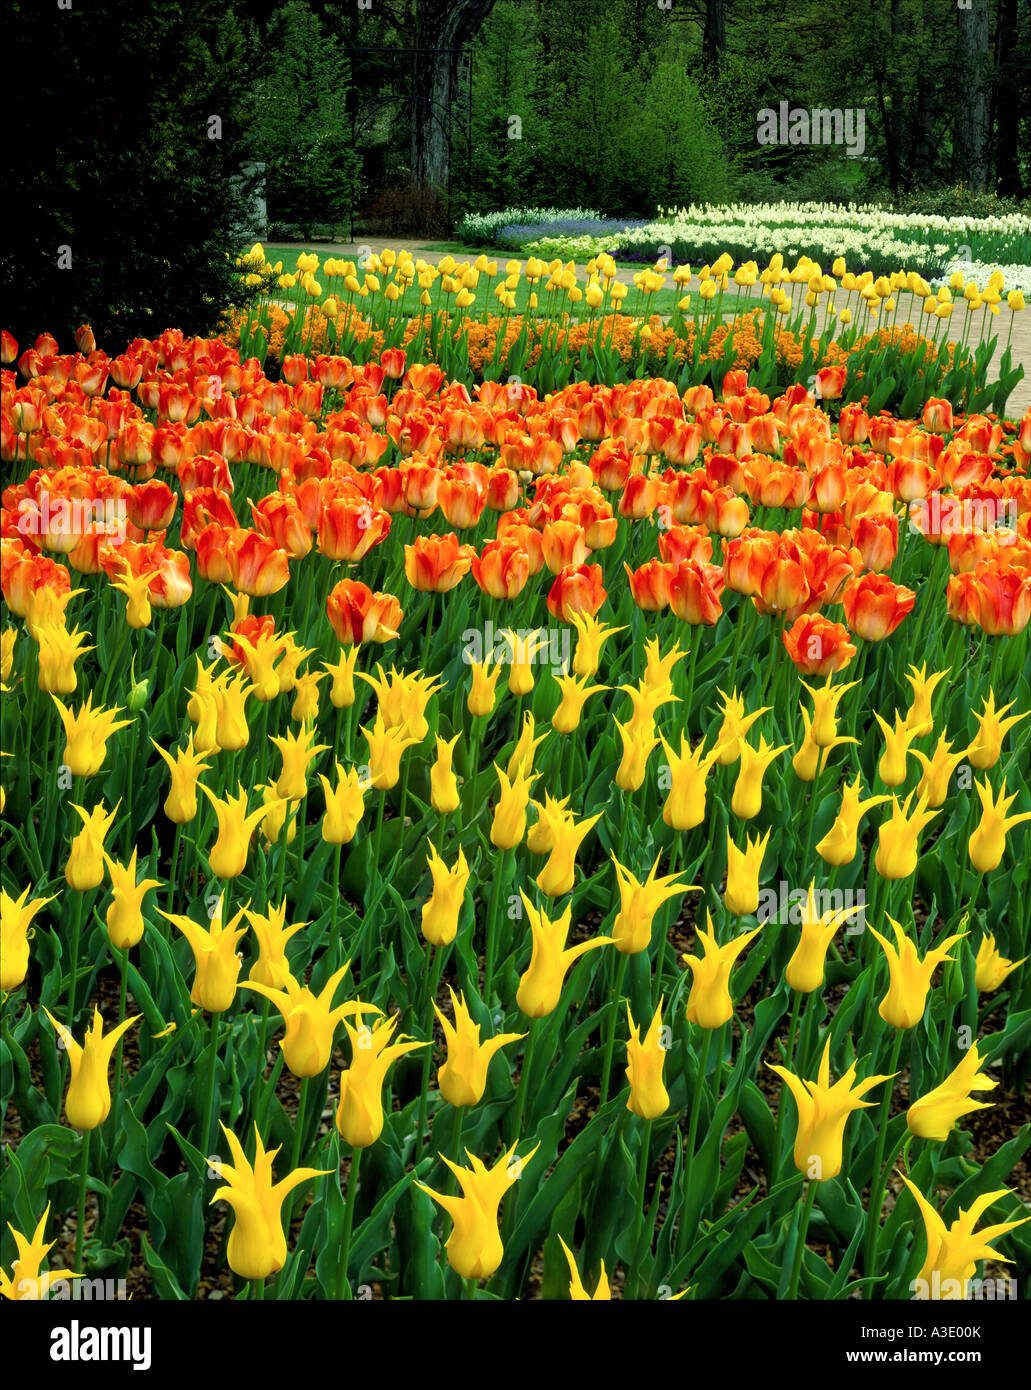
xmin=993 ymin=0 xmax=1026 ymax=196
xmin=702 ymin=0 xmax=726 ymax=70
xmin=955 ymin=0 xmax=991 ymax=190
xmin=410 ymin=0 xmax=497 ymax=195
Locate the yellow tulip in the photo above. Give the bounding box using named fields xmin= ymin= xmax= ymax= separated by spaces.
xmin=159 ymin=896 xmax=249 ymax=1013
xmin=150 ymin=734 xmax=211 ymax=823
xmin=430 ymin=734 xmax=461 ymax=814
xmin=551 ymin=671 xmax=608 ymax=734
xmin=335 ymin=1013 xmax=427 ymax=1148
xmin=102 ymin=849 xmax=161 ymax=950
xmin=610 ymin=854 xmax=696 ymax=954
xmin=968 ymin=777 xmax=1031 ymax=873
xmin=658 ymin=732 xmax=720 ymax=830
xmin=421 ymin=842 xmax=470 ymax=946
xmin=568 ymin=612 xmax=625 ymax=679
xmin=0 ymin=1205 xmax=80 ymax=1300
xmin=515 ymin=892 xmax=611 ymax=1018
xmin=625 ymin=999 xmax=670 ymax=1119
xmin=767 ymin=1038 xmax=894 ymax=1181
xmin=557 ymin=1237 xmax=611 ymax=1300
xmin=899 ymin=1177 xmax=1028 ymax=1298
xmin=361 ymin=716 xmax=420 ymax=791
xmin=52 ymin=695 xmax=132 ymax=779
xmin=318 ymin=763 xmax=368 ymax=845
xmin=243 ymin=901 xmax=307 ymax=990
xmin=683 ymin=911 xmax=761 ymax=1029
xmin=434 ymin=987 xmax=524 ymax=1107
xmin=873 ymin=791 xmax=939 ymax=880
xmin=712 ymin=687 xmax=771 ymax=765
xmin=200 ymin=784 xmax=274 ymax=880
xmin=35 ymin=623 xmax=94 ymax=694
xmin=731 ymin=733 xmax=789 ymax=819
xmin=907 ymin=1042 xmax=997 ymax=1141
xmin=872 ymin=710 xmax=920 ymax=787
xmin=416 ymin=1142 xmax=538 ymax=1280
xmin=270 ymin=723 xmax=328 ymax=801
xmin=868 ymin=916 xmax=965 ymax=1029
xmin=243 ymin=961 xmax=381 ymax=1078
xmin=65 ymin=800 xmax=120 ymax=891
xmin=490 ymin=764 xmax=538 ymax=850
xmin=973 ymin=934 xmax=1026 ymax=993
xmin=815 ymin=774 xmax=890 ymax=866
xmin=800 ymin=679 xmax=858 ymax=747
xmin=44 ymin=1006 xmax=140 ymax=1131
xmin=1 ymin=885 xmax=57 ymax=991
xmin=467 ymin=658 xmax=503 ymax=717
xmin=724 ymin=827 xmax=771 ymax=917
xmin=784 ymin=882 xmax=861 ymax=993
xmin=902 ymin=663 xmax=947 ymax=738
xmin=535 ymin=810 xmax=601 ymax=898
xmin=210 ymin=1123 xmax=330 ymax=1280
xmin=324 ymin=647 xmax=360 ymax=709
xmin=966 ymin=691 xmax=1027 ymax=769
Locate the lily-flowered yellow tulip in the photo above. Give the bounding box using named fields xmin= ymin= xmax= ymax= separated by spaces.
xmin=767 ymin=1038 xmax=894 ymax=1181
xmin=0 ymin=1205 xmax=80 ymax=1300
xmin=421 ymin=842 xmax=470 ymax=946
xmin=868 ymin=916 xmax=965 ymax=1029
xmin=361 ymin=716 xmax=420 ymax=790
xmin=815 ymin=774 xmax=889 ymax=865
xmin=966 ymin=691 xmax=1027 ymax=769
xmin=872 ymin=710 xmax=920 ymax=786
xmin=243 ymin=961 xmax=381 ymax=1078
xmin=324 ymin=646 xmax=359 ymax=709
xmin=35 ymin=623 xmax=94 ymax=694
xmin=516 ymin=892 xmax=611 ymax=1017
xmin=683 ymin=911 xmax=761 ymax=1028
xmin=290 ymin=668 xmax=324 ymax=723
xmin=526 ymin=793 xmax=572 ymax=854
xmin=907 ymin=1042 xmax=997 ymax=1140
xmin=900 ymin=1177 xmax=1029 ymax=1298
xmin=613 ymin=717 xmax=659 ymax=791
xmin=536 ymin=809 xmax=601 ymax=897
xmin=558 ymin=1236 xmax=611 ymax=1300
xmin=434 ymin=987 xmax=525 ymax=1107
xmin=912 ymin=734 xmax=968 ymax=808
xmin=318 ymin=762 xmax=368 ymax=844
xmin=731 ymin=733 xmax=789 ymax=819
xmin=44 ymin=1006 xmax=140 ymax=1130
xmin=358 ymin=665 xmax=441 ymax=741
xmin=712 ymin=687 xmax=770 ymax=766
xmin=243 ymin=901 xmax=307 ymax=989
xmin=724 ymin=827 xmax=772 ymax=916
xmin=467 ymin=658 xmax=503 ymax=717
xmin=102 ymin=849 xmax=162 ymax=950
xmin=552 ymin=670 xmax=608 ymax=734
xmin=430 ymin=733 xmax=461 ymax=814
xmin=658 ymin=732 xmax=719 ymax=829
xmin=785 ymin=882 xmax=861 ymax=993
xmin=52 ymin=695 xmax=132 ymax=779
xmin=625 ymin=1000 xmax=670 ymax=1118
xmin=974 ymin=934 xmax=1026 ymax=993
xmin=230 ymin=627 xmax=287 ymax=703
xmin=873 ymin=791 xmax=940 ymax=879
xmin=200 ymin=783 xmax=275 ymax=879
xmin=1 ymin=885 xmax=57 ymax=991
xmin=335 ymin=1013 xmax=427 ymax=1148
xmin=506 ymin=711 xmax=549 ymax=780
xmin=968 ymin=777 xmax=1031 ymax=872
xmin=569 ymin=611 xmax=625 ymax=678
xmin=159 ymin=896 xmax=249 ymax=1013
xmin=150 ymin=734 xmax=211 ymax=823
xmin=65 ymin=800 xmax=120 ymax=891
xmin=610 ymin=854 xmax=696 ymax=954
xmin=902 ymin=663 xmax=947 ymax=737
xmin=792 ymin=705 xmax=858 ymax=782
xmin=210 ymin=1123 xmax=330 ymax=1281
xmin=639 ymin=636 xmax=687 ymax=699
xmin=270 ymin=724 xmax=328 ymax=801
xmin=490 ymin=763 xmax=538 ymax=849
xmin=416 ymin=1142 xmax=538 ymax=1280
xmin=801 ymin=678 xmax=858 ymax=747
xmin=211 ymin=670 xmax=254 ymax=752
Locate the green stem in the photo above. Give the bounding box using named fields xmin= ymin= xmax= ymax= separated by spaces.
xmin=201 ymin=1011 xmax=220 ymax=1161
xmin=787 ymin=1180 xmax=818 ymax=1299
xmin=598 ymin=953 xmax=630 ymax=1107
xmin=508 ymin=1015 xmax=539 ymax=1144
xmin=336 ymin=1144 xmax=361 ymax=1301
xmin=628 ymin=1116 xmax=654 ymax=1299
xmin=109 ymin=947 xmax=129 ymax=1133
xmin=75 ymin=1128 xmax=91 ymax=1274
xmin=862 ymin=1028 xmax=905 ymax=1290
xmin=250 ymin=1277 xmax=265 ymax=1300
xmin=65 ymin=891 xmax=85 ymax=1032
xmin=774 ymin=990 xmax=803 ymax=1176
xmin=677 ymin=1024 xmax=712 ymax=1260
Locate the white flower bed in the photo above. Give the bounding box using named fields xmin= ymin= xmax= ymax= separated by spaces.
xmin=929 ymin=259 xmax=1031 ymax=296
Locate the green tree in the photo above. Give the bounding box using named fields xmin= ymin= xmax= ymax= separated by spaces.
xmin=248 ymin=1 xmax=362 ymax=237
xmin=2 ymin=0 xmax=259 ymax=349
xmin=623 ymin=57 xmax=731 ymax=211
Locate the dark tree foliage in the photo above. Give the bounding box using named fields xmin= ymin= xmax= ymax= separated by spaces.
xmin=2 ymin=0 xmax=259 ymax=350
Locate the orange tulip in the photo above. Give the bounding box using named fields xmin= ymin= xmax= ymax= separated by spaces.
xmin=783 ymin=614 xmax=856 ymax=676
xmin=842 ymin=573 xmax=916 ymax=641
